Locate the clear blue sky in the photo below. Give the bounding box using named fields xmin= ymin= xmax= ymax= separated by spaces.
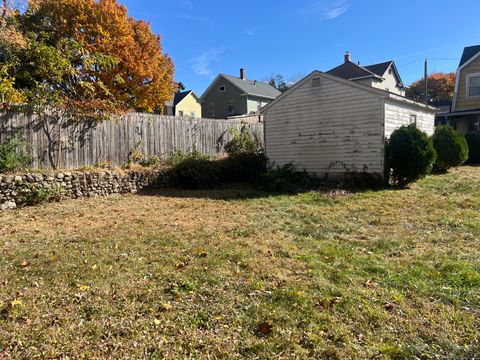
xmin=121 ymin=0 xmax=480 ymax=95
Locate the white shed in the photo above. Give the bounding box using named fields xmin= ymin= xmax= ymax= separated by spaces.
xmin=260 ymin=71 xmax=436 ymax=180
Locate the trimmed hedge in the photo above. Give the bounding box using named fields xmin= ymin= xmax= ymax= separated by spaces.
xmin=432 ymin=126 xmax=468 ymax=171
xmin=385 ymin=124 xmax=437 ymax=187
xmin=465 ymin=133 xmax=480 ymax=164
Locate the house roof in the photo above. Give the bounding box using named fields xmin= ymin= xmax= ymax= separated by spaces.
xmin=365 ymin=61 xmax=393 ymax=77
xmin=459 ymin=45 xmax=480 ymax=67
xmin=326 ymin=61 xmax=382 ymax=81
xmin=174 ymin=90 xmax=197 ymax=106
xmin=219 ymin=74 xmax=281 ymax=99
xmin=260 ymin=71 xmax=436 ymax=114
xmin=327 ymin=59 xmax=405 ymax=88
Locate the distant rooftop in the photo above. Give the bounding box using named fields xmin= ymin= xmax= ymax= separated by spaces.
xmin=220 ymin=73 xmax=281 ymax=99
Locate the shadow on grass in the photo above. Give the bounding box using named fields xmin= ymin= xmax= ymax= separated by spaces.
xmin=139 ymin=181 xmax=390 ymax=201
xmin=139 ymin=184 xmax=277 ymax=201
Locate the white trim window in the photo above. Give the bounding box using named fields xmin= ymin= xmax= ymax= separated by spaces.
xmin=219 ymin=85 xmax=226 ymax=93
xmin=467 ymin=73 xmax=480 ymax=98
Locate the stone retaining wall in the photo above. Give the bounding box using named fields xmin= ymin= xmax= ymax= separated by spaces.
xmin=0 ymin=168 xmax=166 ymax=210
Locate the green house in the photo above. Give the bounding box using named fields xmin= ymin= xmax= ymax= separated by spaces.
xmin=199 ymin=68 xmax=281 ymax=119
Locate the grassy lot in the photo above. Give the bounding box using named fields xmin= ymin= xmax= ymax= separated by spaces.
xmin=1 ymin=167 xmax=479 ymax=359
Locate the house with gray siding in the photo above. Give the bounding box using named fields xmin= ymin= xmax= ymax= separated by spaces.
xmin=261 ymin=69 xmax=436 ymax=180
xmin=199 ymin=68 xmax=281 ymax=119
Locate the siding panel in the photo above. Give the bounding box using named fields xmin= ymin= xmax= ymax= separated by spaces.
xmin=384 ymin=100 xmax=435 ymax=137
xmin=455 ymin=58 xmax=480 ymax=111
xmin=264 ymin=75 xmax=385 ymax=177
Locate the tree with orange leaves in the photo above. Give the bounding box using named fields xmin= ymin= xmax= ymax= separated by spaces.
xmin=1 ymin=0 xmax=175 ymax=114
xmin=406 ymin=72 xmax=456 ymax=104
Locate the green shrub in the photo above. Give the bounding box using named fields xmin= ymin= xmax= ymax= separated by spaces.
xmin=465 ymin=133 xmax=480 ymax=164
xmin=432 ymin=126 xmax=468 ymax=171
xmin=0 ymin=137 xmax=34 ymax=173
xmin=221 ymin=152 xmax=268 ymax=183
xmin=225 ymin=123 xmax=259 ymax=155
xmin=18 ymin=186 xmax=65 ymax=206
xmin=167 ymin=152 xmax=223 ymax=189
xmin=166 ymin=150 xmax=194 ymax=166
xmin=140 ymin=155 xmax=162 ymax=167
xmin=257 ymin=164 xmax=317 ymax=193
xmin=385 ymin=124 xmax=437 ymax=187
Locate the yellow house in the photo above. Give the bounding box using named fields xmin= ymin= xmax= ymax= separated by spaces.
xmin=439 ymin=46 xmax=480 ymax=134
xmin=165 ymin=90 xmax=201 ymax=118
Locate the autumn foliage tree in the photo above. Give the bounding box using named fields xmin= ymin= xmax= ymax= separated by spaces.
xmin=406 ymin=72 xmax=455 ymax=104
xmin=0 ymin=0 xmax=175 ymax=114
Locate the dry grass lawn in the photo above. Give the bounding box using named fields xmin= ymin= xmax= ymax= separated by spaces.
xmin=1 ymin=167 xmax=479 ymax=359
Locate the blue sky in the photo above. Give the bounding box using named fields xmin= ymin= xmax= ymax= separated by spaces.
xmin=121 ymin=0 xmax=480 ymax=95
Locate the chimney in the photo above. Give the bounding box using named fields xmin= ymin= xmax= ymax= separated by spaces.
xmin=344 ymin=51 xmax=351 ymax=63
xmin=240 ymin=68 xmax=246 ymax=80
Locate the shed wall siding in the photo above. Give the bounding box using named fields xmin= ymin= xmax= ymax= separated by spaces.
xmin=384 ymin=100 xmax=435 ymax=137
xmin=265 ymin=76 xmax=385 ymax=177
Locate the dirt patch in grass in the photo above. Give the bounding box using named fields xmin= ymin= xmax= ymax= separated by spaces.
xmin=1 ymin=167 xmax=479 ymax=359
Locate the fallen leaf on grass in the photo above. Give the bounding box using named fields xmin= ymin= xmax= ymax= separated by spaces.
xmin=11 ymin=299 xmax=22 ymax=307
xmin=176 ymin=262 xmax=188 ymax=271
xmin=384 ymin=302 xmax=396 ymax=311
xmin=20 ymin=261 xmax=29 ymax=268
xmin=160 ymin=303 xmax=172 ymax=312
xmin=258 ymin=320 xmax=274 ymax=335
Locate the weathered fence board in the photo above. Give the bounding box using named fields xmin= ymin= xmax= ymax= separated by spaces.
xmin=0 ymin=112 xmax=264 ymax=169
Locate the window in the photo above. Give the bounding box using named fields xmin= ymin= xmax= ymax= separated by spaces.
xmin=219 ymin=85 xmax=226 ymax=93
xmin=178 ymin=111 xmax=184 ymax=117
xmin=467 ymin=73 xmax=480 ymax=98
xmin=228 ymin=104 xmax=235 ymax=115
xmin=190 ymin=112 xmax=195 ymax=118
xmin=410 ymin=114 xmax=417 ymax=125
xmin=209 ymin=110 xmax=215 ymax=117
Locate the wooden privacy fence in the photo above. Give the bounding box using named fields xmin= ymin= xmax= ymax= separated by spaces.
xmin=0 ymin=112 xmax=264 ymax=169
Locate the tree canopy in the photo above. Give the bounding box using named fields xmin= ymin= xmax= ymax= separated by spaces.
xmin=406 ymin=72 xmax=455 ymax=104
xmin=0 ymin=0 xmax=175 ymax=114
